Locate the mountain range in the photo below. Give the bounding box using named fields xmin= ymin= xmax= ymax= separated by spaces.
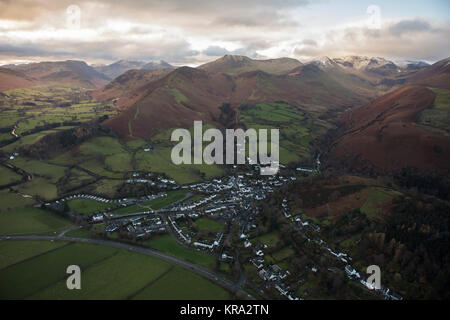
xmin=1 ymin=54 xmax=448 ymax=175
xmin=0 ymin=60 xmax=110 ymax=90
xmin=93 ymin=60 xmax=176 ymax=79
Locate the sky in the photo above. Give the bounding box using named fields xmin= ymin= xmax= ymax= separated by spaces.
xmin=0 ymin=0 xmax=449 ymax=66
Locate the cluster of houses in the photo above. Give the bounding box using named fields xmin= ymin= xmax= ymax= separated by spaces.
xmin=168 ymin=211 xmax=226 ymax=253
xmin=177 ymin=194 xmax=217 ymax=211
xmin=38 ymin=152 xmax=405 ymax=300
xmin=48 ymin=192 xmax=167 ymax=208
xmin=124 ymin=216 xmax=167 ymax=238
xmin=247 ymin=240 xmax=300 ymax=300
xmin=169 ymin=215 xmax=191 ymax=244
xmin=127 ymin=172 xmax=178 ymax=189
xmin=8 ymin=152 xmax=19 ymax=160
xmin=193 ymin=232 xmax=224 ymax=251
xmin=287 ymin=207 xmax=403 ymax=300
xmin=282 ymin=198 xmax=291 ymax=218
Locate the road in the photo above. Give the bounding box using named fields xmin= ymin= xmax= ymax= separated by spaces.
xmin=0 ymin=234 xmax=255 ymax=300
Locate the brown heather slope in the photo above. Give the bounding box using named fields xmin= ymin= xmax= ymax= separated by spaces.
xmin=103 ymin=63 xmax=372 ymax=138
xmin=8 ymin=60 xmax=109 ymax=89
xmin=328 ymin=86 xmax=450 ymax=174
xmin=104 ymin=67 xmax=235 ymax=137
xmin=0 ymin=67 xmax=36 ymax=92
xmin=407 ymin=58 xmax=450 ymax=89
xmin=198 ymin=55 xmax=303 ymax=75
xmin=91 ymin=68 xmax=174 ymax=109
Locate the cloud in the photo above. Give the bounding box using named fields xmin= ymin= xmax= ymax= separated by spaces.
xmin=0 ymin=1 xmax=448 ymax=65
xmin=292 ymin=18 xmax=450 ymax=62
xmin=389 ymin=19 xmax=432 ymax=36
xmin=301 ymin=39 xmax=318 ymax=47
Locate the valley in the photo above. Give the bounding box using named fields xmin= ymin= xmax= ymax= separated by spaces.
xmin=0 ymin=54 xmax=449 ymax=300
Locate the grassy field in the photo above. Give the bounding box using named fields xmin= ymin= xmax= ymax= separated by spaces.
xmin=0 ymin=190 xmax=35 ymax=213
xmin=142 ymin=190 xmax=187 ymax=210
xmin=136 ymin=146 xmax=224 ymax=184
xmin=78 ymin=179 xmax=124 ymax=198
xmin=111 ymin=204 xmax=144 ymax=215
xmin=431 ymin=87 xmax=450 ymax=110
xmin=67 ymin=198 xmax=112 ymax=214
xmin=0 ymin=240 xmax=68 ymax=269
xmin=0 ymin=207 xmax=71 ymax=235
xmin=418 ymin=87 xmax=450 ymax=135
xmin=51 ymin=136 xmax=132 ymax=178
xmin=239 ymin=102 xmax=329 ymax=164
xmin=0 ymin=86 xmax=117 ymax=139
xmin=111 ymin=190 xmax=187 ymax=214
xmin=0 ymin=241 xmax=230 ymax=300
xmin=145 ymin=234 xmax=216 ymax=269
xmin=271 ymin=246 xmax=294 ymax=262
xmin=12 ymin=177 xmax=59 ymax=200
xmin=1 ymin=126 xmax=75 ymax=153
xmin=253 ymin=231 xmax=281 ymax=248
xmin=194 ymin=217 xmax=224 ymax=233
xmin=360 ymin=187 xmax=400 ymax=218
xmin=0 ymin=166 xmax=22 ymax=185
xmin=11 ymin=157 xmax=67 ymax=183
xmin=132 ymin=266 xmax=230 ymax=300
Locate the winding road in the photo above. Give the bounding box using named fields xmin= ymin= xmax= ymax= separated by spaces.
xmin=0 ymin=234 xmax=255 ymax=300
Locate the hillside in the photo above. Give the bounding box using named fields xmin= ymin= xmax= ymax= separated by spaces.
xmin=103 ymin=67 xmax=234 ymax=137
xmin=198 ymin=55 xmax=303 ymax=75
xmin=94 ymin=60 xmax=148 ymax=79
xmin=327 ymin=85 xmax=450 ymax=174
xmin=141 ymin=60 xmax=175 ymax=70
xmin=91 ymin=68 xmax=174 ymax=109
xmin=102 ymin=62 xmax=375 ymax=138
xmin=406 ymin=58 xmax=450 ymax=89
xmin=9 ymin=60 xmax=110 ymax=89
xmin=0 ymin=67 xmax=36 ymax=92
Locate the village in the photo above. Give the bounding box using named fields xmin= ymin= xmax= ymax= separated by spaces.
xmin=43 ymin=160 xmax=402 ymax=300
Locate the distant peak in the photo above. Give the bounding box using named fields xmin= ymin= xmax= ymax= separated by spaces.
xmin=221 ymin=55 xmax=251 ymax=61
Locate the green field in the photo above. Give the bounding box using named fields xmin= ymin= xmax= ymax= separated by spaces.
xmin=11 ymin=157 xmax=67 ymax=183
xmin=253 ymin=231 xmax=281 ymax=248
xmin=142 ymin=190 xmax=187 ymax=210
xmin=0 ymin=241 xmax=230 ymax=300
xmin=67 ymin=198 xmax=112 ymax=214
xmin=132 ymin=266 xmax=230 ymax=300
xmin=136 ymin=146 xmax=224 ymax=184
xmin=431 ymin=87 xmax=450 ymax=110
xmin=360 ymin=187 xmax=400 ymax=218
xmin=12 ymin=177 xmax=58 ymax=200
xmin=418 ymin=87 xmax=450 ymax=135
xmin=111 ymin=204 xmax=144 ymax=215
xmin=271 ymin=246 xmax=294 ymax=264
xmin=194 ymin=217 xmax=224 ymax=233
xmin=239 ymin=102 xmax=329 ymax=163
xmin=0 ymin=190 xmax=35 ymax=213
xmin=145 ymin=234 xmax=216 ymax=269
xmin=111 ymin=190 xmax=187 ymax=214
xmin=1 ymin=126 xmax=75 ymax=153
xmin=0 ymin=207 xmax=71 ymax=235
xmin=0 ymin=86 xmax=117 ymax=140
xmin=0 ymin=240 xmax=68 ymax=269
xmin=47 ymin=136 xmax=135 ymax=181
xmin=79 ymin=179 xmax=124 ymax=198
xmin=0 ymin=166 xmax=22 ymax=185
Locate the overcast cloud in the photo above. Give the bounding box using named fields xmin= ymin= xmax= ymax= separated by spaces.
xmin=0 ymin=0 xmax=448 ymax=65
